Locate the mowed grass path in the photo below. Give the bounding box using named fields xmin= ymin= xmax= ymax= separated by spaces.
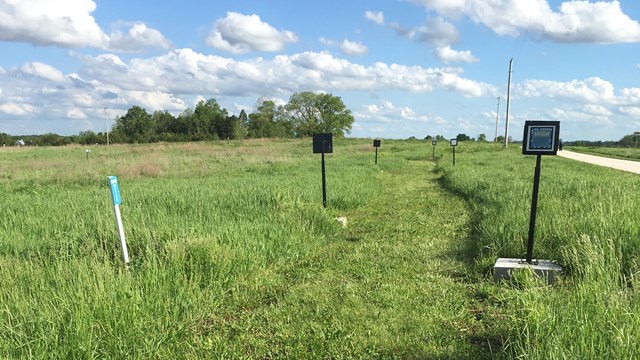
xmin=210 ymin=157 xmax=503 ymax=358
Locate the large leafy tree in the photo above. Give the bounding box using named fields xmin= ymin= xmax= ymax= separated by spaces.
xmin=112 ymin=106 xmax=154 ymax=143
xmin=248 ymin=99 xmax=277 ymax=138
xmin=284 ymin=92 xmax=354 ymax=137
xmin=153 ymin=110 xmax=178 ymax=137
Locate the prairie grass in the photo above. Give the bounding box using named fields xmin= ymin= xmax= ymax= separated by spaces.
xmin=3 ymin=139 xmax=638 ymax=358
xmin=438 ymin=142 xmax=640 ymax=359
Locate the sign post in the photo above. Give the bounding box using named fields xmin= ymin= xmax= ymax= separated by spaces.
xmin=313 ymin=133 xmax=333 ymax=208
xmin=450 ymin=139 xmax=458 ymax=165
xmin=521 ymin=121 xmax=560 ymax=264
xmin=493 ymin=120 xmax=563 ymax=284
xmin=108 ymin=176 xmax=130 ymax=265
xmin=432 ymin=140 xmax=437 ymax=160
xmin=373 ymin=139 xmax=381 ymax=165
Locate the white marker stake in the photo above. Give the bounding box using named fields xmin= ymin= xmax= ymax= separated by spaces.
xmin=108 ymin=176 xmax=130 ymax=264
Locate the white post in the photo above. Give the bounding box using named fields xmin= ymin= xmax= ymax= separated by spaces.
xmin=504 ymin=58 xmax=513 ymax=148
xmin=108 ymin=176 xmax=129 ymax=264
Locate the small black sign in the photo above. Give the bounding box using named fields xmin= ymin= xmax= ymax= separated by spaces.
xmin=522 ymin=121 xmax=560 ymax=155
xmin=373 ymin=139 xmax=381 ymax=148
xmin=432 ymin=140 xmax=437 ymax=146
xmin=313 ymin=133 xmax=333 ymax=153
xmin=450 ymin=139 xmax=458 ymax=146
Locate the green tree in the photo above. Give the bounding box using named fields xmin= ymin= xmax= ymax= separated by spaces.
xmin=0 ymin=132 xmax=13 ymax=146
xmin=153 ymin=110 xmax=178 ymax=140
xmin=283 ymin=92 xmax=354 ymax=137
xmin=112 ymin=106 xmax=154 ymax=143
xmin=619 ymin=133 xmax=640 ymax=148
xmin=78 ymin=130 xmax=100 ymax=145
xmin=248 ymin=99 xmax=277 ymax=138
xmin=478 ymin=133 xmax=487 ymax=142
xmin=456 ymin=133 xmax=471 ymax=141
xmin=37 ymin=133 xmax=71 ymax=146
xmin=193 ymin=98 xmax=228 ymax=140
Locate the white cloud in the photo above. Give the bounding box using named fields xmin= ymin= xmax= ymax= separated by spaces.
xmin=435 ymin=46 xmax=479 ymax=63
xmin=67 ymin=108 xmax=87 ymax=119
xmin=0 ymin=0 xmax=107 ymax=48
xmin=517 ymin=77 xmax=615 ymax=103
xmin=409 ymin=0 xmax=640 ymax=44
xmin=392 ymin=16 xmax=459 ymax=46
xmin=0 ymin=0 xmax=171 ymax=51
xmin=0 ymin=103 xmax=35 ymax=116
xmin=618 ymin=106 xmax=640 ymax=117
xmin=76 ymin=49 xmax=495 ymax=98
xmin=356 ymin=100 xmax=433 ymax=124
xmin=548 ymin=106 xmax=613 ymax=125
xmin=391 ymin=16 xmax=471 ymax=64
xmin=20 ymin=62 xmax=66 ymax=82
xmin=320 ymin=38 xmax=368 ymax=56
xmin=109 ymin=22 xmax=172 ymax=52
xmin=206 ymin=12 xmax=298 ymax=54
xmin=365 ymin=11 xmax=384 ymax=25
xmin=126 ymin=90 xmax=186 ymax=111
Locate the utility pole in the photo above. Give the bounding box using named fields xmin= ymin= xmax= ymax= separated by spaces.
xmin=495 ymin=97 xmax=501 ymax=142
xmin=104 ymin=107 xmax=109 ymax=146
xmin=504 ymin=58 xmax=513 ymax=148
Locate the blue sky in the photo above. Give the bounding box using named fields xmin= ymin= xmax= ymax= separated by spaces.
xmin=0 ymin=0 xmax=639 ymax=141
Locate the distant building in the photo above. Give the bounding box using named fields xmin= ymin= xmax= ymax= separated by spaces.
xmin=15 ymin=139 xmax=25 ymax=146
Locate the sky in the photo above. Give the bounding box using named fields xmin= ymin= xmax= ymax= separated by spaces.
xmin=0 ymin=0 xmax=639 ymax=141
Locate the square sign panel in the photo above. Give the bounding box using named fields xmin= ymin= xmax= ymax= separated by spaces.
xmin=432 ymin=140 xmax=437 ymax=146
xmin=522 ymin=121 xmax=560 ymax=155
xmin=313 ymin=133 xmax=333 ymax=153
xmin=373 ymin=139 xmax=381 ymax=148
xmin=450 ymin=139 xmax=458 ymax=146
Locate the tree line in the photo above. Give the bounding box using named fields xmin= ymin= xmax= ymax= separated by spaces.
xmin=0 ymin=91 xmax=355 ymax=146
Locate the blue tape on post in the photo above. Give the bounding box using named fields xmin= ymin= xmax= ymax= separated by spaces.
xmin=108 ymin=176 xmax=122 ymax=205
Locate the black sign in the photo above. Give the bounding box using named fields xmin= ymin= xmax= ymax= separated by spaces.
xmin=432 ymin=140 xmax=437 ymax=146
xmin=522 ymin=121 xmax=560 ymax=155
xmin=373 ymin=139 xmax=381 ymax=148
xmin=450 ymin=139 xmax=458 ymax=146
xmin=313 ymin=133 xmax=333 ymax=154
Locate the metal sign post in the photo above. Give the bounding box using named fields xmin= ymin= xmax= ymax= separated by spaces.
xmin=108 ymin=176 xmax=130 ymax=265
xmin=373 ymin=139 xmax=381 ymax=165
xmin=522 ymin=121 xmax=560 ymax=263
xmin=432 ymin=140 xmax=437 ymax=160
xmin=313 ymin=133 xmax=333 ymax=208
xmin=450 ymin=139 xmax=458 ymax=166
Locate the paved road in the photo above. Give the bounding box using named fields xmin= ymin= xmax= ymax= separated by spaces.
xmin=557 ymin=150 xmax=640 ymax=174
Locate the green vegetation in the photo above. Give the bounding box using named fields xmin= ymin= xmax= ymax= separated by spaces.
xmin=1 ymin=140 xmax=639 ymax=358
xmin=438 ymin=143 xmax=640 ymax=358
xmin=568 ymin=145 xmax=640 ymax=161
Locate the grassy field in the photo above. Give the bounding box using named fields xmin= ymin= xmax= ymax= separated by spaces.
xmin=1 ymin=139 xmax=639 ymax=358
xmin=568 ymin=145 xmax=640 ymax=161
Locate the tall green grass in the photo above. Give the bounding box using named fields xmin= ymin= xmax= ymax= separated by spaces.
xmin=437 ymin=142 xmax=640 ymax=358
xmin=0 ymin=139 xmax=380 ymax=358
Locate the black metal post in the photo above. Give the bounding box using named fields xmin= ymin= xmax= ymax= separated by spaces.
xmin=432 ymin=145 xmax=435 ymax=160
xmin=375 ymin=147 xmax=378 ymax=165
xmin=526 ymin=154 xmax=542 ymax=263
xmin=321 ymin=143 xmax=327 ymax=208
xmin=453 ymin=146 xmax=456 ymax=166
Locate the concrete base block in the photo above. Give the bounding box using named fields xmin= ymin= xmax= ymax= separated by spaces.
xmin=493 ymin=258 xmax=563 ymax=284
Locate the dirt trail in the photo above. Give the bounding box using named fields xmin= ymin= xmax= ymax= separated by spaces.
xmin=557 ymin=150 xmax=640 ymax=174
